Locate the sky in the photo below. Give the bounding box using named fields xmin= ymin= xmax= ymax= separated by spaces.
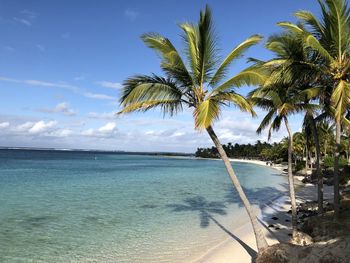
xmin=0 ymin=0 xmax=321 ymax=153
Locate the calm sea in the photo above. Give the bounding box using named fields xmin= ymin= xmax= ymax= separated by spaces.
xmin=0 ymin=149 xmax=287 ymax=263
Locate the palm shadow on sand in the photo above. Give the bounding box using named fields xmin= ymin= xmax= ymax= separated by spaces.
xmin=167 ymin=196 xmax=257 ymax=260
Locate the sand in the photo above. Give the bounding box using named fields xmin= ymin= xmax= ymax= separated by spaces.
xmin=229 ymin=158 xmax=287 ymax=172
xmin=192 ymin=173 xmax=334 ymax=263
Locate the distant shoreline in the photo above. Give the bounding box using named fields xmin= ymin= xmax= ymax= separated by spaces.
xmin=166 ymin=155 xmax=288 ymax=172
xmin=0 ymin=147 xmax=194 ymax=157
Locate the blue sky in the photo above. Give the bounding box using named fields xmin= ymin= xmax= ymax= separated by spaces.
xmin=0 ymin=0 xmax=320 ymax=152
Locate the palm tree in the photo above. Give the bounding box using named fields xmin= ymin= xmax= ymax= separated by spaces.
xmin=303 ymin=113 xmax=324 ymax=213
xmin=278 ymin=0 xmax=350 ymax=219
xmin=255 ymin=27 xmax=327 ymax=214
xmin=293 ymin=132 xmax=306 ymax=165
xmin=318 ymin=120 xmax=335 ymax=157
xmin=118 ymin=6 xmax=268 ymax=251
xmin=341 ymin=127 xmax=350 ymax=163
xmin=249 ymin=84 xmax=315 ymax=238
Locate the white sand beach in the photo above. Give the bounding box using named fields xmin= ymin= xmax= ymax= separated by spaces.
xmin=193 ymin=181 xmax=334 ymax=263
xmin=229 ymin=158 xmax=287 ymax=172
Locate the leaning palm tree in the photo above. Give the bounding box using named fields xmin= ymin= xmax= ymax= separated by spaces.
xmin=249 ymin=84 xmax=316 ymax=238
xmin=118 ymin=6 xmax=268 ymax=251
xmin=278 ymin=0 xmax=350 ymax=219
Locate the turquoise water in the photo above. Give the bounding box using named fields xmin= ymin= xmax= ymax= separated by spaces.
xmin=0 ymin=150 xmax=287 ymax=263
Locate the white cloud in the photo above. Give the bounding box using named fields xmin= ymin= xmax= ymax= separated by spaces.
xmin=39 ymin=102 xmax=76 ymax=116
xmin=96 ymin=81 xmax=122 ymax=90
xmin=21 ymin=10 xmax=38 ymax=19
xmin=3 ymin=46 xmax=15 ymax=52
xmin=81 ymin=122 xmax=117 ymax=137
xmin=52 ymin=128 xmax=73 ymax=137
xmin=13 ymin=17 xmax=31 ymax=26
xmin=0 ymin=76 xmax=79 ymax=93
xmin=36 ymin=44 xmax=45 ymax=52
xmin=84 ymin=92 xmax=115 ymax=100
xmin=0 ymin=75 xmax=118 ymax=101
xmin=98 ymin=122 xmax=117 ymax=133
xmin=25 ymin=79 xmax=78 ymax=91
xmin=87 ymin=111 xmax=117 ymax=120
xmin=15 ymin=122 xmax=35 ymax=132
xmin=0 ymin=122 xmax=9 ymax=129
xmin=28 ymin=120 xmax=57 ymax=134
xmin=124 ymin=8 xmax=139 ymax=21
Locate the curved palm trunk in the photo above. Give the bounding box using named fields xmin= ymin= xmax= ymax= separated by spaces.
xmin=310 ymin=117 xmax=323 ymax=214
xmin=206 ymin=125 xmax=268 ymax=252
xmin=334 ymin=120 xmax=341 ymax=219
xmin=284 ymin=118 xmax=298 ymax=237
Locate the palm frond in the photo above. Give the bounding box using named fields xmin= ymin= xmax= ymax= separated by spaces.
xmin=331 ymin=80 xmax=350 ymax=121
xmin=210 ymin=67 xmax=267 ymax=94
xmin=194 ymin=98 xmax=220 ymax=129
xmin=257 ymin=110 xmax=275 ymax=135
xmin=294 ymin=10 xmax=325 ymax=35
xmin=197 ymin=5 xmax=218 ymax=85
xmin=119 ymin=99 xmax=183 ymax=115
xmin=211 ymin=92 xmax=256 ymax=116
xmin=269 ymin=115 xmax=283 ymax=140
xmin=209 ymin=35 xmax=263 ymax=86
xmin=119 ymin=75 xmax=185 ymax=116
xmin=180 ymin=23 xmax=200 ymax=83
xmin=141 ymin=33 xmax=193 ymax=86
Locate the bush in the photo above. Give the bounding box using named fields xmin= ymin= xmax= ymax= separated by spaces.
xmin=340 ymin=165 xmax=350 ymax=185
xmin=324 ymin=156 xmax=348 ymax=168
xmin=295 ymin=161 xmax=306 ymax=172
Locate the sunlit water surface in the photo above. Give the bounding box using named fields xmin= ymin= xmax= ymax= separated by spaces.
xmin=0 ymin=150 xmax=287 ymax=262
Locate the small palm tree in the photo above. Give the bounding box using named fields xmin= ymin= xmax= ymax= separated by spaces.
xmin=318 ymin=120 xmax=335 ymax=157
xmin=118 ymin=6 xmax=268 ymax=251
xmin=293 ymin=132 xmax=306 ymax=164
xmin=249 ymin=84 xmax=316 ymax=238
xmin=279 ymin=0 xmax=350 ymax=219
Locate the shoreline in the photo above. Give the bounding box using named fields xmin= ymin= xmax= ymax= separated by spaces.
xmin=193 ymin=179 xmax=334 ymax=263
xmin=228 ymin=158 xmax=287 ymax=172
xmin=165 ymin=155 xmax=288 ymax=173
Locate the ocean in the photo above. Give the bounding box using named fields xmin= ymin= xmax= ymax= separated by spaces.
xmin=0 ymin=149 xmax=287 ymax=263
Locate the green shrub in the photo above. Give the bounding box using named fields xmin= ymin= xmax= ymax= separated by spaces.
xmin=324 ymin=156 xmax=348 ymax=168
xmin=340 ymin=165 xmax=350 ymax=185
xmin=295 ymin=161 xmax=306 ymax=172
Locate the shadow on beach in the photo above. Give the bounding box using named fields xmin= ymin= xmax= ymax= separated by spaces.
xmin=166 ymin=183 xmax=299 ymax=261
xmin=167 ymin=196 xmax=258 ymax=260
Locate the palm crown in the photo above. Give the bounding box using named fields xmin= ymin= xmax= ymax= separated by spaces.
xmin=119 ymin=5 xmax=263 ymax=129
xmin=278 ymin=0 xmax=350 ymax=122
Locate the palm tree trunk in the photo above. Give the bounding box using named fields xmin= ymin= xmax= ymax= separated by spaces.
xmin=310 ymin=117 xmax=323 ymax=214
xmin=305 ymin=144 xmax=308 ymax=173
xmin=206 ymin=125 xmax=268 ymax=252
xmin=334 ymin=120 xmax=341 ymax=219
xmin=284 ymin=118 xmax=298 ymax=237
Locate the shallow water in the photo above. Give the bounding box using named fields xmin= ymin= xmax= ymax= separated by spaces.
xmin=0 ymin=150 xmax=287 ymax=262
